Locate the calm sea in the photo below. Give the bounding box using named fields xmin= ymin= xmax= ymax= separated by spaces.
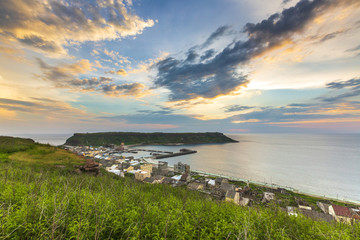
xmin=137 ymin=134 xmax=360 ymax=203
xmin=12 ymin=133 xmax=360 ymax=203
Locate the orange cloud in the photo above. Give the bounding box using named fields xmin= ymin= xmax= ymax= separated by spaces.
xmin=116 ymin=69 xmax=128 ymax=76
xmin=232 ymin=119 xmax=261 ymax=123
xmin=0 ymin=0 xmax=155 ymax=56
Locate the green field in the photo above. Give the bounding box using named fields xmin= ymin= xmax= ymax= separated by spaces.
xmin=0 ymin=136 xmax=359 ymax=239
xmin=65 ymin=132 xmax=238 ymax=146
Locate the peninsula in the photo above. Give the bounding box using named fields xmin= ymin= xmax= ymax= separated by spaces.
xmin=64 ymin=132 xmax=238 ymax=146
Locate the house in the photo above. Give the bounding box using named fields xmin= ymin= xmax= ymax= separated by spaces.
xmin=225 ymin=190 xmax=240 ymax=205
xmin=262 ymin=192 xmax=275 ymax=203
xmin=206 ymin=179 xmax=216 ymax=187
xmin=140 ymin=163 xmax=153 ymax=174
xmin=135 ymin=171 xmax=151 ymax=181
xmin=299 ymin=209 xmax=333 ymax=223
xmin=274 ymin=188 xmax=287 ymax=194
xmin=153 ymin=175 xmax=166 ymax=184
xmin=174 ymin=162 xmax=190 ymax=174
xmin=188 ymin=182 xmax=205 ymax=191
xmin=161 ymin=177 xmax=174 ymax=185
xmin=143 ymin=177 xmax=156 ymax=184
xmin=298 ymin=205 xmax=312 ymax=211
xmin=215 ymin=178 xmax=228 ymax=187
xmin=239 ymin=197 xmax=251 ymax=206
xmin=287 ymin=206 xmax=298 ymax=216
xmin=180 ymin=173 xmax=191 ymax=182
xmin=220 ymin=183 xmax=235 ymax=192
xmin=317 ymin=202 xmax=331 ymax=214
xmin=329 ymin=205 xmax=354 ymax=223
xmin=125 ymin=166 xmax=134 ymax=172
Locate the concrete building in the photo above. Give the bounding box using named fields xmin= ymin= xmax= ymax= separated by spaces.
xmin=174 ymin=162 xmax=190 ymax=174
xmin=140 ymin=163 xmax=153 ymax=174
xmin=262 ymin=192 xmax=275 ymax=203
xmin=225 ymin=190 xmax=240 ymax=205
xmin=135 ymin=171 xmax=151 ymax=181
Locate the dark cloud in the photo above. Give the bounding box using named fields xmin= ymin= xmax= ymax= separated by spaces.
xmin=287 ymin=103 xmax=312 ymax=107
xmin=282 ymin=0 xmax=292 ymax=4
xmin=230 ymin=102 xmax=357 ymax=123
xmin=224 ymin=105 xmax=255 ymax=112
xmin=200 ymin=49 xmax=215 ymax=61
xmin=101 ymin=83 xmax=149 ymax=97
xmin=201 ymin=25 xmax=232 ymax=48
xmin=319 ymin=30 xmax=346 ymax=42
xmin=154 ymin=0 xmax=336 ymax=101
xmin=346 ymin=44 xmax=360 ymax=52
xmin=320 ymin=78 xmax=360 ymax=102
xmin=185 ymin=49 xmax=199 ymax=62
xmin=326 ymin=78 xmax=360 ymax=89
xmin=18 ymin=35 xmax=60 ymax=52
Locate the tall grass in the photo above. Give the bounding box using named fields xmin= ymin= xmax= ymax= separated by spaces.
xmin=1 ymin=162 xmax=359 ymax=239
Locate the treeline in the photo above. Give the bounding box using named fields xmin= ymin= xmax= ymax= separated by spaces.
xmin=65 ymin=132 xmax=238 ymax=146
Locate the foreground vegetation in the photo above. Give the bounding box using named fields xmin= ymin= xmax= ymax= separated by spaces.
xmin=65 ymin=132 xmax=238 ymax=146
xmin=1 ymin=136 xmax=359 ymax=239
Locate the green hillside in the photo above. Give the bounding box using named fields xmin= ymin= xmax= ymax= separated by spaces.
xmin=65 ymin=132 xmax=238 ymax=146
xmin=0 ymin=136 xmax=359 ymax=239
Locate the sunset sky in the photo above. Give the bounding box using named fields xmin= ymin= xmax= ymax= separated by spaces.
xmin=1 ymin=0 xmax=360 ymax=134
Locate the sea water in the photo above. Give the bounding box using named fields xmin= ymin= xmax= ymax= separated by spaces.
xmin=137 ymin=134 xmax=360 ymax=203
xmin=11 ymin=133 xmax=360 ymax=203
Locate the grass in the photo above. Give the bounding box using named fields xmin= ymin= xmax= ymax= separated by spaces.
xmin=9 ymin=145 xmax=84 ymax=169
xmin=0 ymin=136 xmax=359 ymax=239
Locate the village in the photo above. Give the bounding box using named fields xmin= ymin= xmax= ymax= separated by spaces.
xmin=63 ymin=143 xmax=360 ymax=225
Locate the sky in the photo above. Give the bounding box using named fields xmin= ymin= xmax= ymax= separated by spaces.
xmin=0 ymin=0 xmax=360 ymax=134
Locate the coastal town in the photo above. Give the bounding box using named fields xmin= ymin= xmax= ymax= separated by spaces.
xmin=63 ymin=143 xmax=360 ymax=225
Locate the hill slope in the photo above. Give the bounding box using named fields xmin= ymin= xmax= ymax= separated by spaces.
xmin=65 ymin=132 xmax=238 ymax=146
xmin=0 ymin=136 xmax=359 ymax=239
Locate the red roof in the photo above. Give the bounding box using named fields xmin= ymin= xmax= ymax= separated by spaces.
xmin=332 ymin=205 xmax=353 ymax=218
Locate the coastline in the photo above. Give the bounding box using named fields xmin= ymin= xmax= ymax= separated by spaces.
xmin=189 ymin=168 xmax=360 ymax=205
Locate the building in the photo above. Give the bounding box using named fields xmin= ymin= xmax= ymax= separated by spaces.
xmin=140 ymin=163 xmax=153 ymax=174
xmin=225 ymin=190 xmax=240 ymax=205
xmin=158 ymin=161 xmax=168 ymax=170
xmin=298 ymin=205 xmax=312 ymax=211
xmin=262 ymin=192 xmax=275 ymax=203
xmin=135 ymin=171 xmax=151 ymax=181
xmin=317 ymin=202 xmax=331 ymax=214
xmin=188 ymin=182 xmax=205 ymax=191
xmin=329 ymin=205 xmax=354 ymax=223
xmin=174 ymin=162 xmax=190 ymax=174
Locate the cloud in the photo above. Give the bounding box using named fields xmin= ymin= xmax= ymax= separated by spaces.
xmin=116 ymin=69 xmax=128 ymax=76
xmin=0 ymin=97 xmax=89 ymax=118
xmin=326 ymin=78 xmax=360 ymax=89
xmin=346 ymin=44 xmax=360 ymax=52
xmin=0 ymin=0 xmax=154 ymax=55
xmin=37 ymin=58 xmax=93 ymax=82
xmin=318 ymin=30 xmax=347 ymax=42
xmin=37 ymin=59 xmax=150 ymax=98
xmin=200 ymin=49 xmax=215 ymax=61
xmin=185 ymin=49 xmax=199 ymax=62
xmin=224 ymin=105 xmax=255 ymax=112
xmin=154 ymin=0 xmax=341 ymax=101
xmin=101 ymin=83 xmax=150 ymax=98
xmin=320 ymin=78 xmax=360 ymax=102
xmin=201 ymin=25 xmax=232 ymax=48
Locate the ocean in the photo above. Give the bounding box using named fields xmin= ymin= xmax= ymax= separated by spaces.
xmin=11 ymin=133 xmax=360 ymax=203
